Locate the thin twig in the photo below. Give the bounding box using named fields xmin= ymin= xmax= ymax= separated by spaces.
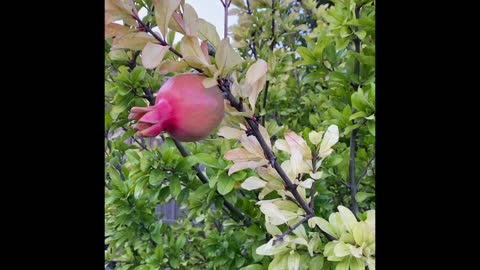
xmin=223 ymin=0 xmax=231 ymax=39
xmin=261 ymin=0 xmax=277 ymax=124
xmin=274 ymin=214 xmax=313 ymax=243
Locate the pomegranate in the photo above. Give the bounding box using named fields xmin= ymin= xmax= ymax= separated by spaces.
xmin=129 ymin=74 xmax=225 ymax=142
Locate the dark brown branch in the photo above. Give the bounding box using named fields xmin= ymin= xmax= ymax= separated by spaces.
xmin=349 ymin=4 xmax=363 ymax=216
xmin=217 ymin=79 xmax=336 ymax=241
xmin=246 ymin=0 xmax=253 ymax=15
xmin=274 ymin=214 xmax=313 ymax=243
xmin=261 ymin=0 xmax=277 ymax=124
xmin=133 ymin=15 xmax=183 ymax=58
xmin=122 ymin=127 xmax=148 ymax=151
xmin=171 ymin=137 xmax=250 ymax=226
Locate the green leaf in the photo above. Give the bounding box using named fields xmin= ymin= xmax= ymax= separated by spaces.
xmin=349 ymin=111 xmax=367 ymax=121
xmin=288 ymin=252 xmax=300 ymax=270
xmin=349 ymin=258 xmax=366 ymax=270
xmin=367 ymin=121 xmax=375 ymax=136
xmin=134 ymin=176 xmax=147 ymax=199
xmin=175 ymin=234 xmax=186 ymax=249
xmin=297 ymin=47 xmax=316 ymax=65
xmin=344 ymin=124 xmax=362 ymax=136
xmin=335 ymin=257 xmax=350 ymax=270
xmin=169 ymin=178 xmax=182 ymax=198
xmin=309 ymin=256 xmax=324 ymax=270
xmin=355 ymin=192 xmax=374 ymax=203
xmin=157 ymin=186 xmax=171 ymax=202
xmin=149 ymin=169 xmax=164 ymax=186
xmin=309 ymin=217 xmax=338 ymax=238
xmin=154 ymin=245 xmax=164 ymax=260
xmin=131 ymin=66 xmax=146 ymax=83
xmin=170 ymin=256 xmax=180 ymax=268
xmin=189 ymin=153 xmax=221 ymax=168
xmin=217 ymin=175 xmax=235 ymax=195
xmin=269 ymin=253 xmax=288 ymax=270
xmin=352 ymin=52 xmax=375 ymax=67
xmin=125 ymin=149 xmax=140 ymax=165
xmin=150 ymin=223 xmax=162 ymax=244
xmin=351 ymin=90 xmax=373 ymax=112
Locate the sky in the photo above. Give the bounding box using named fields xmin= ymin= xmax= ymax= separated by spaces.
xmin=138 ymin=0 xmax=238 ymax=43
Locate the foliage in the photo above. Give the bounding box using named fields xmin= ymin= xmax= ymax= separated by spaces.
xmin=105 ymin=0 xmax=375 ymax=269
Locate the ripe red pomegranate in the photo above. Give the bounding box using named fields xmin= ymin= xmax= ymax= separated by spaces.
xmin=129 ymin=74 xmax=225 ymax=142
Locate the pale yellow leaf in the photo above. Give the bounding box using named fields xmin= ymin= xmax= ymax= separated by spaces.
xmin=200 ymin=40 xmax=211 ymax=64
xmin=258 ymin=124 xmax=272 ymax=149
xmin=299 ymin=178 xmax=314 ymax=188
xmin=338 ymin=205 xmax=357 ymax=232
xmin=105 ymin=23 xmax=130 ymax=39
xmin=141 ymin=42 xmax=170 ymax=69
xmin=218 ymin=126 xmax=244 ymax=140
xmin=241 ymin=176 xmax=267 ymax=190
xmin=153 ymin=0 xmax=181 ymax=38
xmin=259 ymin=202 xmax=288 ymax=223
xmin=308 ymin=130 xmax=324 ymax=146
xmin=265 ymin=223 xmax=282 ymax=236
xmin=256 ymin=238 xmax=289 ymax=256
xmin=105 ymin=0 xmax=134 ymax=24
xmin=309 ymin=171 xmax=323 ymax=180
xmin=111 ymin=32 xmax=156 ymax=51
xmin=158 ymin=60 xmax=188 ymax=74
xmin=246 ymin=59 xmax=268 ymax=85
xmin=224 ymin=148 xmax=258 ymax=162
xmin=245 ymin=59 xmax=268 ymax=110
xmin=168 ymin=12 xmax=186 ymax=34
xmin=228 ymin=160 xmax=268 ymax=175
xmin=215 ymin=38 xmax=243 ymax=77
xmin=240 ymin=134 xmax=265 ymax=158
xmin=202 ymin=77 xmax=218 ymax=88
xmin=274 ymin=139 xmax=290 ymax=153
xmin=197 ymin=19 xmax=221 ymax=48
xmin=318 ymin=125 xmax=339 ymax=158
xmin=288 ymin=253 xmax=300 ymax=270
xmin=183 ymin=3 xmax=199 ymax=36
xmin=285 ymin=131 xmax=312 ymax=175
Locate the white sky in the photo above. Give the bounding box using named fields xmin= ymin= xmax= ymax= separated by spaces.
xmin=138 ymin=0 xmax=238 ymax=43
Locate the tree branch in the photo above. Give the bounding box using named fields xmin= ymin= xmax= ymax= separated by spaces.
xmin=171 ymin=137 xmax=250 ymax=226
xmin=274 ymin=214 xmax=313 ymax=243
xmin=217 ymin=79 xmax=336 ymax=241
xmin=223 ymin=0 xmax=231 ymax=39
xmin=349 ymin=4 xmax=363 ymax=216
xmin=261 ymin=0 xmax=277 ymax=125
xmin=133 ymin=15 xmax=183 ymax=58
